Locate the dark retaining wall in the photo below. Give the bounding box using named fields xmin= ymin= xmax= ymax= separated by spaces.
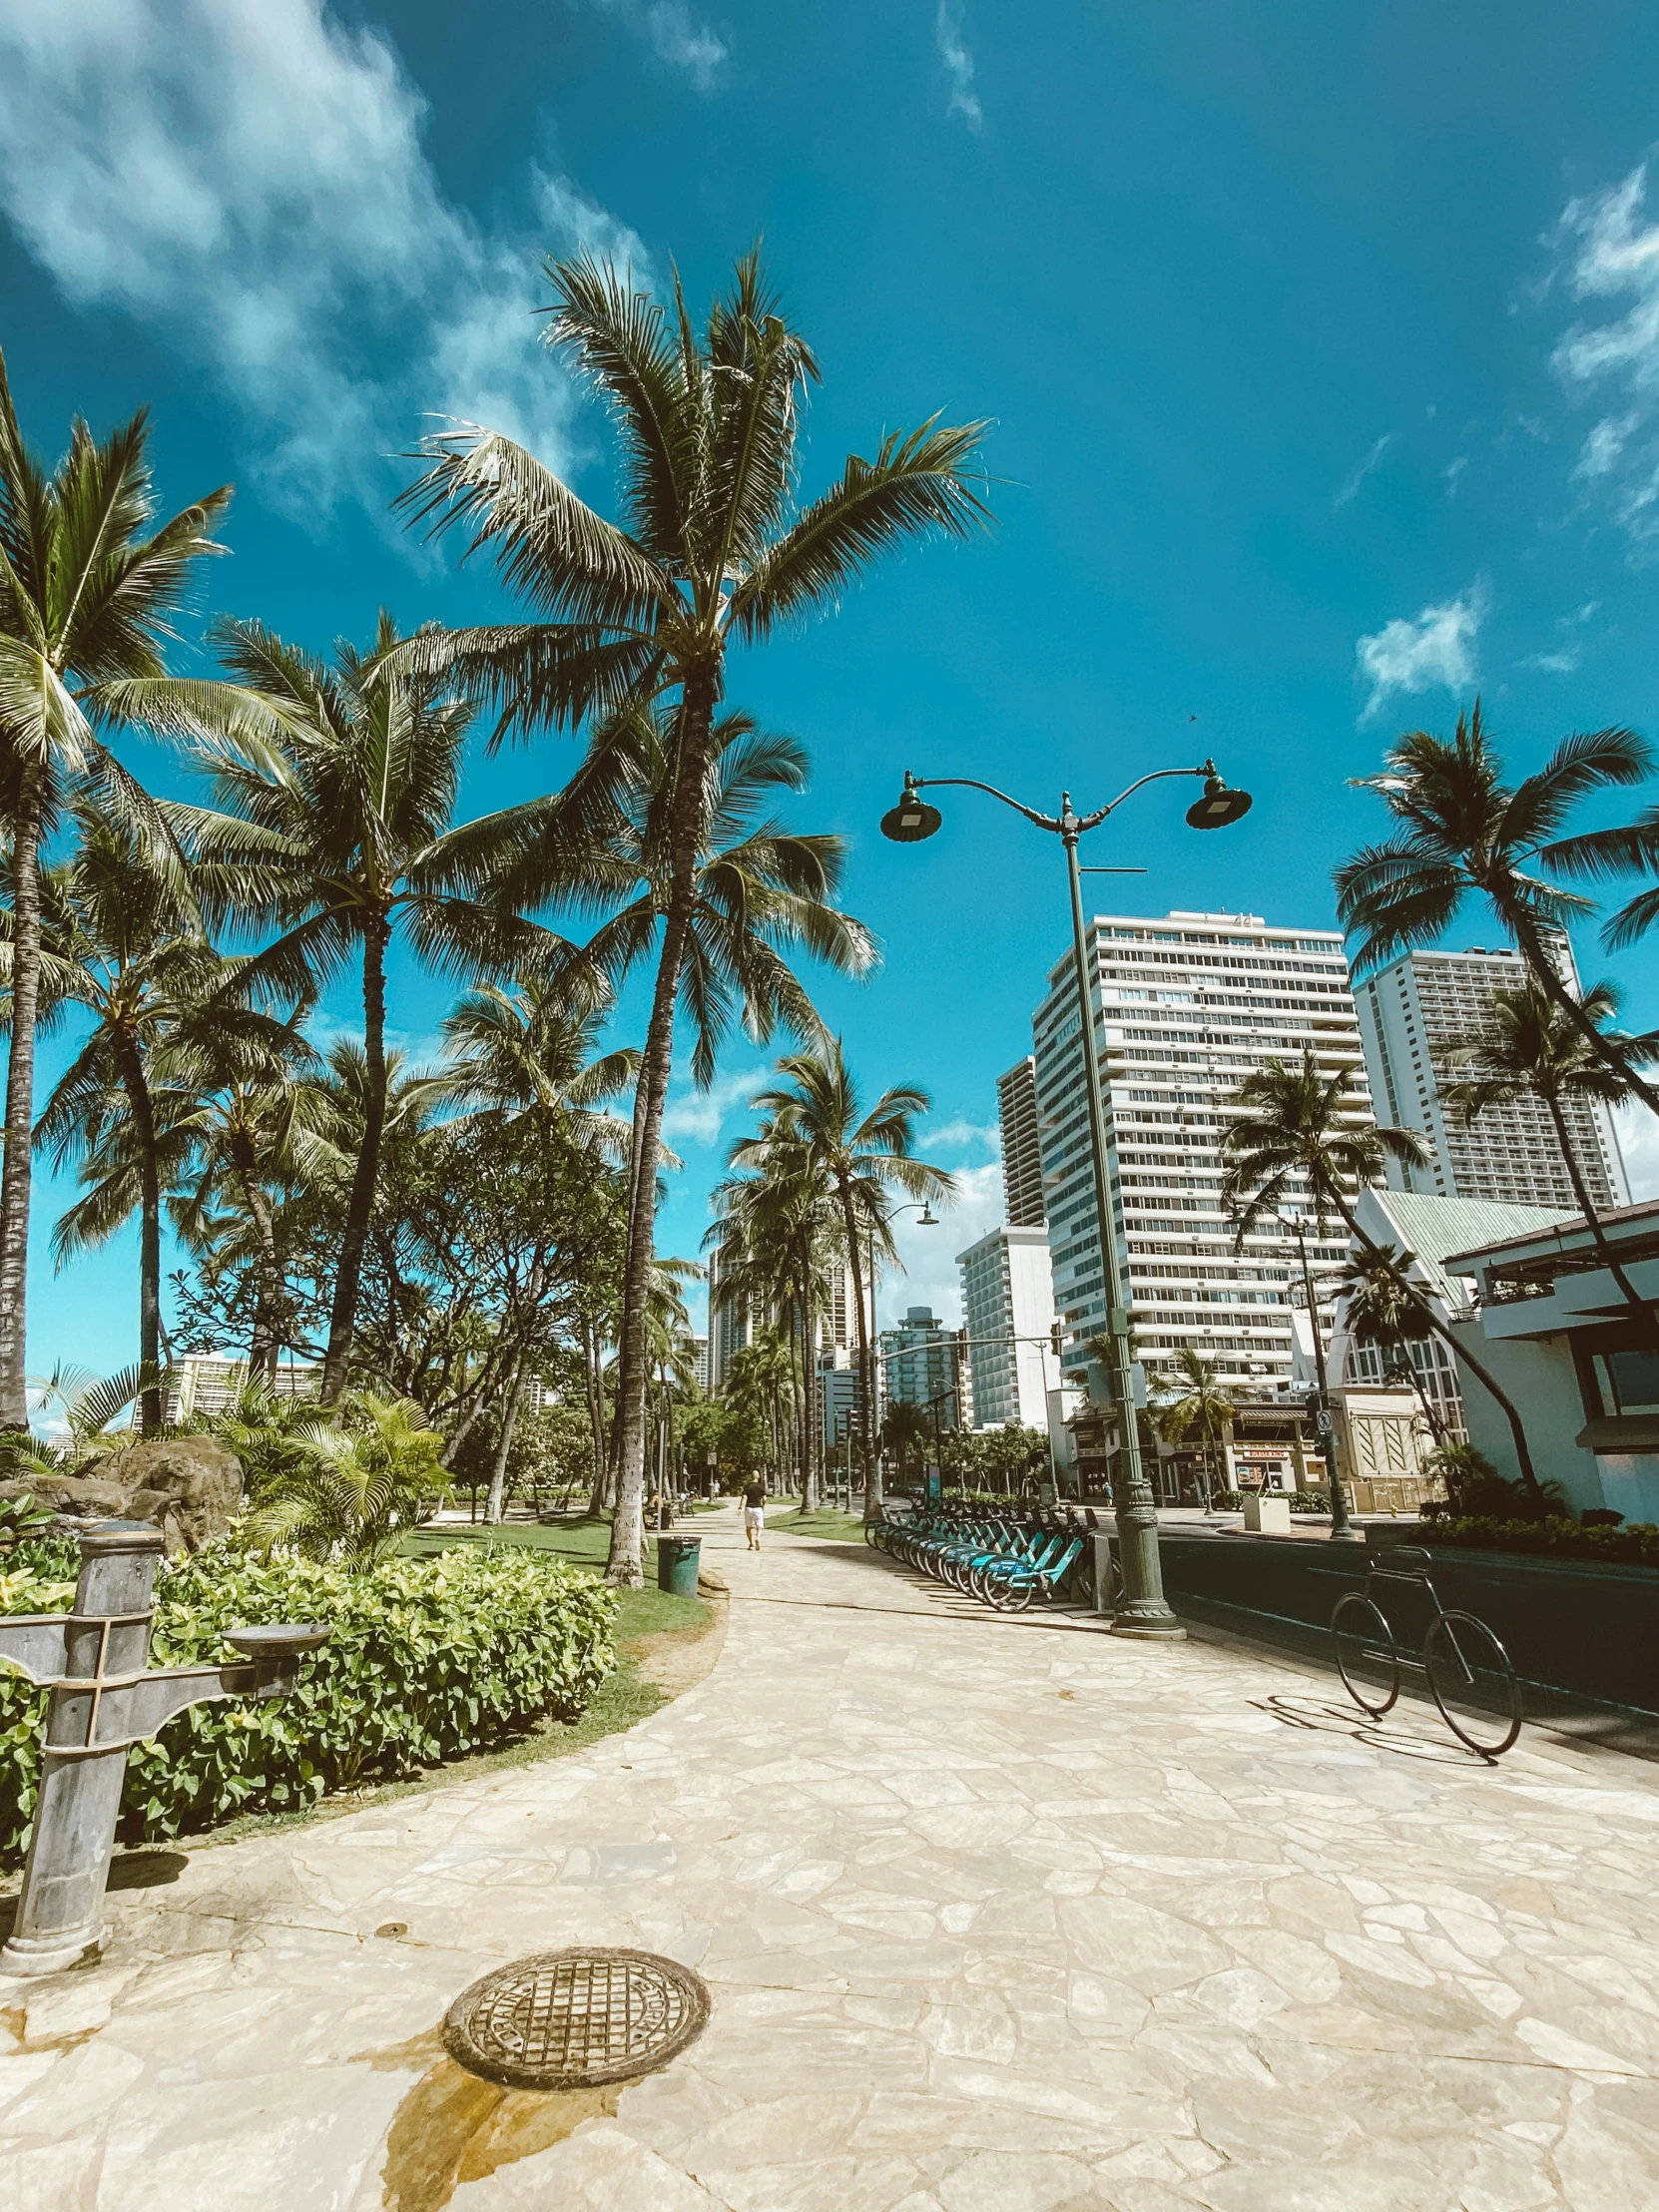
xmin=1154 ymin=1532 xmax=1659 ymax=1718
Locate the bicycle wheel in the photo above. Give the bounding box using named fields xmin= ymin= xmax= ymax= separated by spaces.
xmin=1332 ymin=1592 xmax=1399 ymax=1718
xmin=1424 ymin=1610 xmax=1522 ymax=1758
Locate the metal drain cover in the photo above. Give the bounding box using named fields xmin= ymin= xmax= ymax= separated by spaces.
xmin=442 ymin=1946 xmax=711 ymax=2090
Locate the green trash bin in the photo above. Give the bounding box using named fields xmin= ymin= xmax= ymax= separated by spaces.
xmin=656 ymin=1535 xmax=702 ymax=1598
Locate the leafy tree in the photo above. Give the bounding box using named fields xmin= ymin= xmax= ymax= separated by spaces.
xmin=1150 ymin=1347 xmax=1237 ymax=1509
xmin=1220 ymin=1049 xmax=1543 ymax=1493
xmin=0 ymin=347 xmax=230 ymax=1427
xmin=121 ymin=610 xmax=562 ymax=1400
xmin=399 ymin=249 xmax=990 ymax=1582
xmin=1439 ymin=979 xmax=1659 ymax=1348
xmin=1332 ymin=1243 xmax=1448 ymax=1446
xmin=1336 ymin=703 xmax=1659 ymax=1118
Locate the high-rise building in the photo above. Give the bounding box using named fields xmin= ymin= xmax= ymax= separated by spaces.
xmin=957 ymin=1225 xmax=1055 ymax=1429
xmin=997 ymin=1057 xmax=1046 ymax=1227
xmin=162 ymin=1352 xmax=320 ymax=1424
xmin=693 ymin=1335 xmax=710 ymax=1395
xmin=1354 ymin=942 xmax=1630 ymax=1212
xmin=1030 ymin=908 xmax=1372 ymax=1389
xmin=878 ymin=1306 xmax=967 ymax=1429
xmin=706 ymin=1240 xmax=751 ymax=1391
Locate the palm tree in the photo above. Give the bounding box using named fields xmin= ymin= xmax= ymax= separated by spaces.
xmin=1332 ymin=1243 xmax=1448 ymax=1448
xmin=1438 ymin=980 xmax=1659 ymax=1349
xmin=746 ymin=1042 xmax=953 ymax=1520
xmin=532 ymin=703 xmax=875 ymax=1579
xmin=440 ymin=971 xmax=638 ymax=1158
xmin=120 ymin=611 xmax=563 ymax=1401
xmin=1219 ymin=1050 xmax=1543 ymax=1493
xmin=28 ymin=804 xmax=296 ymax=1432
xmin=245 ymin=1390 xmax=449 ymax=1566
xmin=1150 ymin=1347 xmax=1237 ymax=1510
xmin=1336 ymin=702 xmax=1659 ymax=1118
xmin=879 ymin=1398 xmax=932 ymax=1485
xmin=398 ymin=249 xmax=990 ymax=1578
xmin=0 ymin=348 xmax=231 ymax=1427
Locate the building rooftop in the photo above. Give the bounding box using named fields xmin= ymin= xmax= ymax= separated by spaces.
xmin=1441 ymin=1193 xmax=1659 ymax=1271
xmin=1367 ymin=1190 xmax=1579 ymax=1304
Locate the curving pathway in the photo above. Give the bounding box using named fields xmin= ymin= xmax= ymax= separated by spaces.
xmin=5 ymin=1506 xmax=1659 ymax=2209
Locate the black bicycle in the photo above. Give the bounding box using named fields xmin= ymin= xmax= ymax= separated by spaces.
xmin=1331 ymin=1546 xmax=1522 ymax=1759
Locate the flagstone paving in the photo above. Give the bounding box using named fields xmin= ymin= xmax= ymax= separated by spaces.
xmin=5 ymin=1508 xmax=1659 ymax=2209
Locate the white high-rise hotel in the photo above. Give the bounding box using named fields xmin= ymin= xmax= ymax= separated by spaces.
xmin=1030 ymin=908 xmax=1371 ymax=1387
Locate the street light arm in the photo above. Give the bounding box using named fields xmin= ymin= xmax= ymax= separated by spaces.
xmin=1079 ymin=763 xmax=1215 ymax=832
xmin=904 ymin=775 xmax=1061 ymax=832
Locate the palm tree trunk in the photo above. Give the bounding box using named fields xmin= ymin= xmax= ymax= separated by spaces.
xmin=232 ymin=1151 xmax=281 ymax=1384
xmin=839 ymin=1186 xmax=879 ymax=1518
xmin=1295 ymin=1229 xmax=1358 ymax=1539
xmin=1511 ymin=913 xmax=1659 ymax=1120
xmin=486 ymin=1359 xmax=525 ymax=1525
xmin=0 ymin=764 xmax=44 ymax=1431
xmin=583 ymin=1320 xmax=607 ymax=1510
xmin=1542 ymin=1094 xmax=1659 ymax=1350
xmin=321 ymin=916 xmax=391 ymax=1402
xmin=1327 ymin=1189 xmax=1542 ymax=1492
xmin=607 ymin=695 xmax=715 ymax=1588
xmin=112 ymin=1035 xmax=164 ymax=1436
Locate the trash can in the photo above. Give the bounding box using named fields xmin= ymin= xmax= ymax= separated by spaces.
xmin=656 ymin=1535 xmax=702 ymax=1598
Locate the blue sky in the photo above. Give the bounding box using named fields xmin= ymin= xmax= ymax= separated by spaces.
xmin=3 ymin=0 xmax=1659 ymax=1372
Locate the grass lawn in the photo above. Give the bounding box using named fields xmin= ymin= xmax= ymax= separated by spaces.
xmin=402 ymin=1513 xmax=710 ymax=1640
xmin=768 ymin=1505 xmax=867 ymax=1543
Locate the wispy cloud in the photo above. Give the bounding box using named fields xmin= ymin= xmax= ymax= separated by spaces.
xmin=587 ymin=1 xmax=729 ymax=92
xmin=1519 ymin=599 xmax=1600 ymax=675
xmin=660 ymin=1067 xmax=771 ymax=1148
xmin=1334 ymin=432 xmax=1392 ymax=510
xmin=936 ymin=3 xmax=982 ymax=132
xmin=1548 ymin=162 xmax=1659 ymax=538
xmin=926 ymin=1117 xmax=1001 ymax=1154
xmin=1355 ymin=580 xmax=1486 ymax=723
xmin=0 ymin=0 xmax=646 ymax=518
xmin=1441 ymin=455 xmax=1467 ymax=495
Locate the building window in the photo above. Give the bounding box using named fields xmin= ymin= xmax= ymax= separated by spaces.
xmin=1591 ymin=1346 xmax=1659 ymax=1418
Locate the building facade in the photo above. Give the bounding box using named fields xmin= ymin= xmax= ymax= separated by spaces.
xmin=705 ymin=1240 xmax=751 ymax=1392
xmin=162 ymin=1353 xmax=320 ymax=1423
xmin=1354 ymin=942 xmax=1629 ymax=1212
xmin=957 ymin=1224 xmax=1055 ymax=1429
xmin=997 ymin=1057 xmax=1046 ymax=1228
xmin=1029 ymin=907 xmax=1371 ymax=1390
xmin=878 ymin=1306 xmax=967 ymax=1430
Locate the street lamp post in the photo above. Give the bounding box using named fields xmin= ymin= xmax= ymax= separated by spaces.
xmin=881 ymin=760 xmax=1252 ymax=1639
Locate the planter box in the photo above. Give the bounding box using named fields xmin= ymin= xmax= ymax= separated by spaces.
xmin=1242 ymin=1494 xmax=1291 ymax=1534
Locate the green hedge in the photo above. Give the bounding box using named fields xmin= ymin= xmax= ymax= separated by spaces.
xmin=1421 ymin=1514 xmax=1659 ymax=1569
xmin=0 ymin=1543 xmax=617 ymax=1866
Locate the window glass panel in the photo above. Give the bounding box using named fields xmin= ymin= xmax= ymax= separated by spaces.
xmin=1595 ymin=1348 xmax=1659 ymax=1416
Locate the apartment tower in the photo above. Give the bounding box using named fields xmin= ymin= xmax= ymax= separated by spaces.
xmin=996 ymin=1057 xmax=1046 ymax=1228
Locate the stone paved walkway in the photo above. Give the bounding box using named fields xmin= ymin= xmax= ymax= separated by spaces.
xmin=6 ymin=1508 xmax=1659 ymax=2210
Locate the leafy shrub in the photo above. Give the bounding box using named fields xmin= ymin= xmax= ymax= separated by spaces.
xmin=1420 ymin=1472 xmax=1570 ymax=1526
xmin=0 ymin=1542 xmax=617 ymax=1865
xmin=1204 ymin=1488 xmax=1332 ymax=1515
xmin=1418 ymin=1514 xmax=1659 ymax=1569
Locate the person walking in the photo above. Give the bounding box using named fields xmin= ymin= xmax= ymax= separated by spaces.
xmin=742 ymin=1474 xmax=767 ymax=1551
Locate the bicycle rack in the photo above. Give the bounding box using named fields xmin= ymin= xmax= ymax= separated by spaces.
xmin=1330 ymin=1545 xmax=1522 ymax=1759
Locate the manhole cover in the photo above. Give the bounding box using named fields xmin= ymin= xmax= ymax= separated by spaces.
xmin=442 ymin=1946 xmax=711 ymax=2090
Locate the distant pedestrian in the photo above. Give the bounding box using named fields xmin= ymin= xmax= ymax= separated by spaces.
xmin=742 ymin=1476 xmax=766 ymax=1551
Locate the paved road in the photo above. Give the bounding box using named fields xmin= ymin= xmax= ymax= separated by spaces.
xmin=5 ymin=1507 xmax=1659 ymax=2209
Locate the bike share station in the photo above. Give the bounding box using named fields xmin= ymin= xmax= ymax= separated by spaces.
xmin=0 ymin=1519 xmax=329 ymax=1976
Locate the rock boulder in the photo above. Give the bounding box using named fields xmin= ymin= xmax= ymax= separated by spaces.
xmin=116 ymin=1436 xmax=246 ymax=1554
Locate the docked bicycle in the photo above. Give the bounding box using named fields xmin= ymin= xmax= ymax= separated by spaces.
xmin=1331 ymin=1545 xmax=1523 ymax=1759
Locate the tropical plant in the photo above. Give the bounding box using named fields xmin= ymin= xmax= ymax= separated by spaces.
xmin=398 ymin=248 xmax=990 ymax=1582
xmin=879 ymin=1398 xmax=932 ymax=1475
xmin=440 ymin=970 xmax=638 ymax=1158
xmin=243 ymin=1390 xmax=448 ymax=1566
xmin=1219 ymin=1050 xmax=1543 ymax=1492
xmin=1332 ymin=1242 xmax=1448 ymax=1446
xmin=744 ymin=1041 xmax=952 ymax=1519
xmin=1438 ymin=980 xmax=1659 ymax=1348
xmin=1336 ymin=702 xmax=1659 ymax=1117
xmin=116 ymin=610 xmax=562 ymax=1401
xmin=20 ymin=1361 xmax=159 ymax=1474
xmin=0 ymin=348 xmax=231 ymax=1428
xmin=1150 ymin=1347 xmax=1237 ymax=1509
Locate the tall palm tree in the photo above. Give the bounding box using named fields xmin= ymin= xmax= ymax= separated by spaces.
xmin=529 ymin=703 xmax=874 ymax=1579
xmin=440 ymin=971 xmax=638 ymax=1157
xmin=397 ymin=249 xmax=990 ymax=1577
xmin=1540 ymin=793 xmax=1659 ymax=956
xmin=1332 ymin=1243 xmax=1448 ymax=1448
xmin=28 ymin=805 xmax=294 ymax=1432
xmin=1336 ymin=702 xmax=1659 ymax=1118
xmin=745 ymin=1041 xmax=952 ymax=1519
xmin=1219 ymin=1049 xmax=1543 ymax=1493
xmin=0 ymin=349 xmax=231 ymax=1427
xmin=1150 ymin=1346 xmax=1237 ymax=1510
xmin=1438 ymin=979 xmax=1659 ymax=1349
xmin=120 ymin=611 xmax=563 ymax=1400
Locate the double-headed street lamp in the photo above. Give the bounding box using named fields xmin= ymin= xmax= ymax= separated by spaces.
xmin=880 ymin=760 xmax=1253 ymax=1639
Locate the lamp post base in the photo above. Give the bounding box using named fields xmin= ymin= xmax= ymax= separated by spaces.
xmin=0 ymin=1923 xmax=105 ymax=1978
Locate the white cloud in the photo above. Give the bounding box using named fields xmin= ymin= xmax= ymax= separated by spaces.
xmin=1334 ymin=433 xmax=1392 ymax=510
xmin=1441 ymin=455 xmax=1467 ymax=494
xmin=1355 ymin=580 xmax=1486 ymax=723
xmin=660 ymin=1066 xmax=772 ymax=1148
xmin=936 ymin=3 xmax=982 ymax=132
xmin=587 ymin=1 xmax=728 ymax=90
xmin=876 ymin=1161 xmax=1005 ymax=1330
xmin=925 ymin=1116 xmax=1001 ymax=1154
xmin=1519 ymin=648 xmax=1580 ymax=675
xmin=1614 ymin=1102 xmax=1659 ymax=1202
xmin=1547 ymin=163 xmax=1659 ymax=537
xmin=0 ymin=1 xmax=645 ymax=516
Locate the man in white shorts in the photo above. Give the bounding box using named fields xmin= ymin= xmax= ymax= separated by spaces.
xmin=742 ymin=1476 xmax=766 ymax=1550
